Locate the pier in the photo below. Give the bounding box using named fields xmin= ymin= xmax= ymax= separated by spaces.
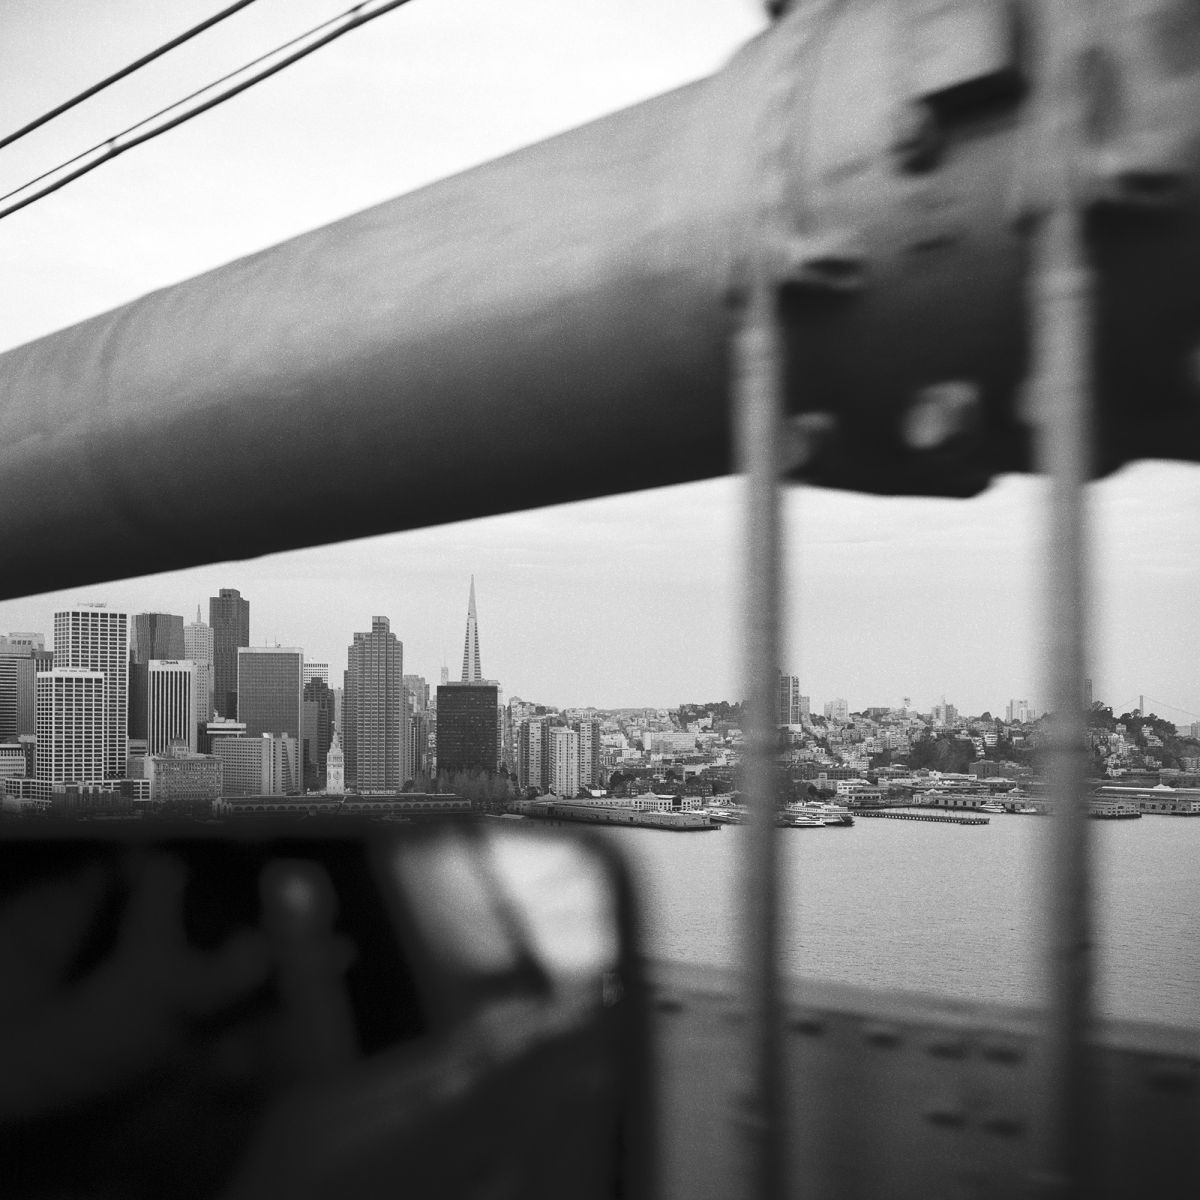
xmin=855 ymin=809 xmax=989 ymax=826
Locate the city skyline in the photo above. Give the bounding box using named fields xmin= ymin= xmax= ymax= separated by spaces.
xmin=0 ymin=3 xmax=1198 ymax=721
xmin=0 ymin=523 xmax=1195 ymax=720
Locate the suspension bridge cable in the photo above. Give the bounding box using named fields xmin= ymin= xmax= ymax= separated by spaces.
xmin=0 ymin=0 xmax=417 ymax=224
xmin=0 ymin=0 xmax=262 ymax=152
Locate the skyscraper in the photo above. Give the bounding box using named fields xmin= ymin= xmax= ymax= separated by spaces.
xmin=36 ymin=669 xmax=106 ymax=790
xmin=209 ymin=588 xmax=249 ymax=718
xmin=303 ymin=675 xmax=335 ymax=790
xmin=147 ymin=660 xmax=198 ymax=755
xmin=0 ymin=655 xmax=19 ymax=743
xmin=184 ymin=607 xmax=215 ymax=722
xmin=54 ymin=605 xmax=128 ymax=778
xmin=129 ymin=612 xmax=185 ymax=739
xmin=237 ymin=647 xmax=303 ymax=753
xmin=343 ymin=617 xmax=406 ymax=792
xmin=575 ymin=717 xmax=601 ymax=787
xmin=518 ymin=717 xmax=549 ymax=792
xmin=461 ymin=576 xmax=482 ymax=683
xmin=777 ymin=672 xmax=803 ymax=726
xmin=403 ymin=673 xmax=429 ymax=713
xmin=436 ymin=682 xmax=498 ymax=776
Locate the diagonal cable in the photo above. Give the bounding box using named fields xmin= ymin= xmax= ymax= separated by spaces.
xmin=0 ymin=0 xmax=416 ymax=223
xmin=0 ymin=0 xmax=261 ymax=152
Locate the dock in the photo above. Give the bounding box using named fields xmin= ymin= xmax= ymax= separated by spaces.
xmin=855 ymin=809 xmax=989 ymax=826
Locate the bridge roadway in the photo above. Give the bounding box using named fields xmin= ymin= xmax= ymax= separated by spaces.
xmin=646 ymin=959 xmax=1199 ymax=1200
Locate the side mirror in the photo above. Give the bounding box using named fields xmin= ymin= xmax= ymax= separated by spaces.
xmin=0 ymin=818 xmax=651 ymax=1200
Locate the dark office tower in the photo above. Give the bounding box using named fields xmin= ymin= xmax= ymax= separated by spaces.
xmin=209 ymin=588 xmax=249 ymax=719
xmin=303 ymin=676 xmax=335 ymax=791
xmin=237 ymin=646 xmax=303 ymax=751
xmin=343 ymin=617 xmax=406 ymax=792
xmin=436 ymin=683 xmax=498 ymax=776
xmin=128 ymin=612 xmax=185 ymax=738
xmin=460 ymin=576 xmax=482 ymax=683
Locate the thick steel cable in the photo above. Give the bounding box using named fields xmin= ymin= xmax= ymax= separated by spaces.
xmin=733 ymin=282 xmax=787 ymax=1200
xmin=1028 ymin=3 xmax=1099 ymax=1197
xmin=0 ymin=0 xmax=416 ymax=223
xmin=0 ymin=0 xmax=261 ymax=152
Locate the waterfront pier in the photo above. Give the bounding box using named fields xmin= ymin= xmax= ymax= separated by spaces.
xmin=855 ymin=809 xmax=990 ymax=826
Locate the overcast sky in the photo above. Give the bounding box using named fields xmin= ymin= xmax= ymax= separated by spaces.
xmin=1 ymin=1 xmax=1198 ymax=721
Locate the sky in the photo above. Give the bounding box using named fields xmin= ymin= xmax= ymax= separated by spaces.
xmin=1 ymin=1 xmax=1198 ymax=721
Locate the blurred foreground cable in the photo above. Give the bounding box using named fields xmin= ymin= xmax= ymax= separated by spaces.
xmin=1026 ymin=2 xmax=1098 ymax=1196
xmin=733 ymin=281 xmax=786 ymax=1200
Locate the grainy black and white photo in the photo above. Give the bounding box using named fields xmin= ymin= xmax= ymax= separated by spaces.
xmin=1 ymin=2 xmax=1198 ymax=1197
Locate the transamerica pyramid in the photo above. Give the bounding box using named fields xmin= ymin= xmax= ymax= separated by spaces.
xmin=460 ymin=576 xmax=482 ymax=683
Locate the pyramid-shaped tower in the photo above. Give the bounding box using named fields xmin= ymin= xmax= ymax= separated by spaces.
xmin=460 ymin=576 xmax=482 ymax=683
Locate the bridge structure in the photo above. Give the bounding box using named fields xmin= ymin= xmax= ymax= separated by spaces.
xmin=1 ymin=3 xmax=1199 ymax=1198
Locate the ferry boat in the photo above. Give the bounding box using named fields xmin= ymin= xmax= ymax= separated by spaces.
xmin=978 ymin=801 xmax=1006 ymax=815
xmin=779 ymin=812 xmax=827 ymax=828
xmin=786 ymin=801 xmax=855 ymax=827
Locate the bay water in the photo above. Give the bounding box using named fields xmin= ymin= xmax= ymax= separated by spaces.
xmin=591 ymin=813 xmax=1200 ymax=1028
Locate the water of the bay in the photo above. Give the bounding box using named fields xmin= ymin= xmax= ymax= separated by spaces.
xmin=588 ymin=813 xmax=1199 ymax=1028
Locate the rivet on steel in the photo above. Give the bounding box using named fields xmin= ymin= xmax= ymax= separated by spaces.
xmin=902 ymin=381 xmax=982 ymax=450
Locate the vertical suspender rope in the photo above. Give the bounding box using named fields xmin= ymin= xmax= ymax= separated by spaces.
xmin=1028 ymin=3 xmax=1097 ymax=1196
xmin=733 ymin=281 xmax=787 ymax=1200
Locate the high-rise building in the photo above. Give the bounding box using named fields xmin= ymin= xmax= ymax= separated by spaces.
xmin=303 ymin=663 xmax=329 ymax=687
xmin=409 ymin=710 xmax=431 ymax=778
xmin=549 ymin=725 xmax=579 ymax=797
xmin=1 ymin=636 xmax=47 ymax=743
xmin=129 ymin=613 xmax=185 ymax=739
xmin=461 ymin=576 xmax=482 ymax=682
xmin=36 ymin=669 xmax=106 ymax=790
xmin=209 ymin=589 xmax=249 ymax=718
xmin=777 ymin=673 xmax=797 ymax=725
xmin=518 ymin=717 xmax=550 ymax=792
xmin=403 ymin=673 xmax=430 ymax=713
xmin=0 ymin=656 xmax=19 ymax=743
xmin=237 ymin=648 xmax=303 ymax=759
xmin=575 ymin=717 xmax=602 ymax=787
xmin=212 ymin=733 xmax=299 ymax=796
xmin=54 ymin=605 xmax=128 ymax=778
xmin=343 ymin=617 xmax=406 ymax=792
xmin=303 ymin=675 xmax=335 ymax=791
xmin=184 ymin=607 xmax=215 ymax=722
xmin=147 ymin=660 xmax=198 ymax=755
xmin=436 ymin=683 xmax=498 ymax=776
